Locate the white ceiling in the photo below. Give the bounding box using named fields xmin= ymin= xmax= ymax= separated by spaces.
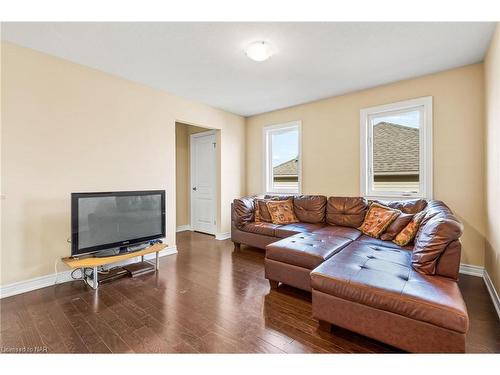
xmin=1 ymin=22 xmax=496 ymax=116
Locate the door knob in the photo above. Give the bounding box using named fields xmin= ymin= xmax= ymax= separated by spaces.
xmin=192 ymin=187 xmax=197 ymax=191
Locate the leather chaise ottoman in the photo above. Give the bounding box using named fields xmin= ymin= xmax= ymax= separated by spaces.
xmin=265 ymin=232 xmax=352 ymax=291
xmin=311 ymin=241 xmax=469 ymax=353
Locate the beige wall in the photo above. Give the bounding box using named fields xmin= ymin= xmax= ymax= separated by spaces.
xmin=0 ymin=42 xmax=246 ymax=285
xmin=246 ymin=64 xmax=485 ymax=267
xmin=485 ymin=24 xmax=500 ymax=294
xmin=0 ymin=39 xmax=492 ymax=287
xmin=175 ymin=123 xmax=210 ymax=227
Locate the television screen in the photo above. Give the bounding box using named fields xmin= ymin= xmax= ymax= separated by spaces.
xmin=71 ymin=190 xmax=165 ymax=256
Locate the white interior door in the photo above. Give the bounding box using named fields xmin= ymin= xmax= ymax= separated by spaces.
xmin=190 ymin=131 xmax=217 ymax=235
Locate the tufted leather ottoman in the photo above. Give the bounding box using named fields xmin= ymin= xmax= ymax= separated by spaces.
xmin=265 ymin=232 xmax=352 ymax=291
xmin=311 ymin=241 xmax=469 ymax=353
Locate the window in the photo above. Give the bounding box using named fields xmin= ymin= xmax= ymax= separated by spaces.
xmin=263 ymin=121 xmax=301 ymax=194
xmin=360 ymin=97 xmax=432 ymax=199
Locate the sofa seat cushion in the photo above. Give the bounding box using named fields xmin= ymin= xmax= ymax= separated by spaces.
xmin=312 ymin=225 xmax=362 ymax=241
xmin=241 ymin=222 xmax=281 ymax=237
xmin=266 ymin=233 xmax=352 ymax=270
xmin=275 ymin=223 xmax=326 ymax=238
xmin=310 ymin=242 xmax=469 ymax=333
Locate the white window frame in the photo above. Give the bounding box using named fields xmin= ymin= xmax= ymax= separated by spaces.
xmin=360 ymin=96 xmax=433 ymax=200
xmin=263 ymin=121 xmax=302 ymax=194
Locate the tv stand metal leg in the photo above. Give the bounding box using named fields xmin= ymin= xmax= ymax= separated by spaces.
xmin=91 ymin=266 xmax=98 ymax=290
xmin=155 ymin=251 xmax=159 ymax=271
xmin=83 ymin=267 xmax=99 ymax=290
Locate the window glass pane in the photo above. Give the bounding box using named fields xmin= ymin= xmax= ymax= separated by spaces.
xmin=371 ymin=109 xmax=420 ymax=193
xmin=270 ymin=128 xmax=299 ymax=191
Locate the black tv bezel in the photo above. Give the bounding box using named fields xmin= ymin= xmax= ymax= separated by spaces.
xmin=71 ymin=190 xmax=166 ymax=257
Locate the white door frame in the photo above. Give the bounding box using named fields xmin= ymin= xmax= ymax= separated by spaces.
xmin=190 ymin=130 xmax=217 ymax=235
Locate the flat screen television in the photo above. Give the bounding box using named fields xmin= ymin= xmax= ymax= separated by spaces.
xmin=71 ymin=190 xmax=165 ymax=257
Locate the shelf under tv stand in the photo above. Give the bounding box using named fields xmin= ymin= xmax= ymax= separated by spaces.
xmin=61 ymin=243 xmax=167 ymax=289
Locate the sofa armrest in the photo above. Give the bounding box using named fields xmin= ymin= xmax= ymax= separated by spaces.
xmin=232 ymin=196 xmax=256 ymax=228
xmin=434 ymin=239 xmax=461 ymax=280
xmin=412 ymin=218 xmax=463 ymax=276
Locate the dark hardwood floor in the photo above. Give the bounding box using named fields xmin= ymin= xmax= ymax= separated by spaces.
xmin=1 ymin=231 xmax=499 ymax=353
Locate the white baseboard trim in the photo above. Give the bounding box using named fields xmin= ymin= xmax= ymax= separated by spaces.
xmin=483 ymin=270 xmax=500 ymax=321
xmin=176 ymin=225 xmax=193 ymax=232
xmin=459 ymin=263 xmax=499 ymax=320
xmin=459 ymin=263 xmax=485 ymax=277
xmin=0 ymin=270 xmax=75 ymax=300
xmin=0 ymin=246 xmax=177 ymax=299
xmin=215 ymin=232 xmax=231 ymax=240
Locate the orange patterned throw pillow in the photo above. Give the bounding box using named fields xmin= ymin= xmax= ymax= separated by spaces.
xmin=255 ymin=197 xmax=289 ymax=222
xmin=393 ymin=211 xmax=426 ymax=246
xmin=266 ymin=199 xmax=299 ymax=225
xmin=358 ymin=203 xmax=400 ymax=238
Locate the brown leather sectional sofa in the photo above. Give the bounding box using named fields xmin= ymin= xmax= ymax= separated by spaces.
xmin=231 ymin=195 xmax=469 ymax=353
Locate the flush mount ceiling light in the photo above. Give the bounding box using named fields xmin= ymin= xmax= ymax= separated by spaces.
xmin=245 ymin=41 xmax=274 ymax=62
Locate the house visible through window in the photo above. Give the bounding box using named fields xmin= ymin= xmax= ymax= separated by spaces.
xmin=264 ymin=121 xmax=301 ymax=194
xmin=360 ymin=97 xmax=432 ymax=199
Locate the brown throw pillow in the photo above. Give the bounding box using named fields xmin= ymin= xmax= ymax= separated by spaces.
xmin=255 ymin=199 xmax=270 ymax=222
xmin=266 ymin=199 xmax=299 ymax=225
xmin=358 ymin=203 xmax=400 ymax=238
xmin=393 ymin=211 xmax=426 ymax=246
xmin=380 ymin=212 xmax=414 ymax=241
xmin=255 ymin=197 xmax=289 ymax=222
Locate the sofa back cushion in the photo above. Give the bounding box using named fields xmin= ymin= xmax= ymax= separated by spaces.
xmin=417 ymin=200 xmax=458 ymax=228
xmin=293 ymin=195 xmax=327 ymax=223
xmin=374 ymin=199 xmax=427 ymax=214
xmin=264 ymin=194 xmax=294 ymax=200
xmin=326 ymin=197 xmax=368 ymax=228
xmin=232 ymin=196 xmax=255 ymax=228
xmin=412 ymin=200 xmax=463 ymax=275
